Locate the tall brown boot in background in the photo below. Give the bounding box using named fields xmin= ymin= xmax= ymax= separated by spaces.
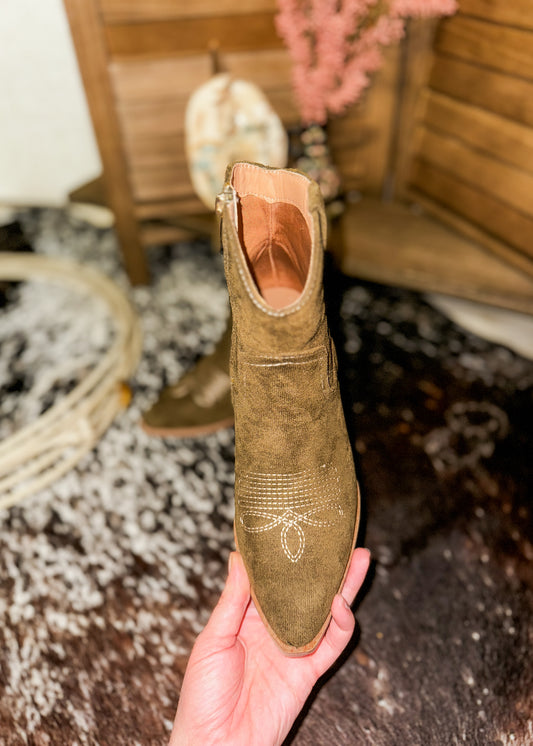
xmin=141 ymin=318 xmax=233 ymax=437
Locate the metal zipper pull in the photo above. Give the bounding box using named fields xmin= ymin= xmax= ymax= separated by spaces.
xmin=216 ymin=184 xmax=239 ymax=221
xmin=215 ymin=184 xmax=239 ymax=252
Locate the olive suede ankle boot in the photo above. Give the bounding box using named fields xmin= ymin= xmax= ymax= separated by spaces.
xmin=218 ymin=162 xmax=360 ymax=655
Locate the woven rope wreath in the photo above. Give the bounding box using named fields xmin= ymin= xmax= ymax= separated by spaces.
xmin=0 ymin=253 xmax=143 ymax=511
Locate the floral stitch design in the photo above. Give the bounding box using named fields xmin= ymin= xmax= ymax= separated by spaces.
xmin=237 ymin=465 xmax=343 ymax=563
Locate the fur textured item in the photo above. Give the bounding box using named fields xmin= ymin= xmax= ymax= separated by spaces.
xmin=0 ymin=211 xmax=532 ymax=744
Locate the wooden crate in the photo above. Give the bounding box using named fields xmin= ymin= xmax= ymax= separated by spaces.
xmin=402 ymin=0 xmax=533 ymax=279
xmin=65 ymin=0 xmax=533 ymax=309
xmin=64 ymin=0 xmax=401 ymax=283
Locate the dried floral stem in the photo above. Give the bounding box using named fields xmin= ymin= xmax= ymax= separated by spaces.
xmin=275 ymin=0 xmax=457 ymax=124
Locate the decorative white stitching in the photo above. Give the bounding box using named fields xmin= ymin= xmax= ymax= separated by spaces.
xmin=236 ymin=466 xmax=343 ymax=563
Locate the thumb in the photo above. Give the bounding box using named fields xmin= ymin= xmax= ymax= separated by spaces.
xmin=200 ymin=552 xmax=251 ymax=647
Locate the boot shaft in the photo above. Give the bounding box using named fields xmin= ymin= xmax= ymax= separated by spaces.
xmin=219 ymin=162 xmax=329 ymax=354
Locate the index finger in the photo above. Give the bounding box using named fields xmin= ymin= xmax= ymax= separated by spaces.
xmin=341 ymin=547 xmax=371 ymax=606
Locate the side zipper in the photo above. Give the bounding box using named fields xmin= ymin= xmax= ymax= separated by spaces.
xmin=327 ymin=334 xmax=339 ymax=390
xmin=215 ymin=184 xmax=239 ymax=252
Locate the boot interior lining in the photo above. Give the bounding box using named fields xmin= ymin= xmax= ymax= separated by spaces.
xmin=237 ymin=195 xmax=311 ymax=309
xmin=232 ymin=166 xmax=312 ymax=310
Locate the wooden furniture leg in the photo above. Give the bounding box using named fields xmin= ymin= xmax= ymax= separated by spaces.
xmin=63 ymin=0 xmax=149 ymax=285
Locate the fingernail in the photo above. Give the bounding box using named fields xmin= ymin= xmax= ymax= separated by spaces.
xmin=341 ymin=595 xmax=351 ymax=612
xmin=228 ymin=552 xmax=235 ymax=574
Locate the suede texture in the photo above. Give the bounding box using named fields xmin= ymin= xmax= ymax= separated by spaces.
xmin=142 ymin=321 xmax=233 ymax=436
xmin=221 ymin=162 xmax=360 ymax=653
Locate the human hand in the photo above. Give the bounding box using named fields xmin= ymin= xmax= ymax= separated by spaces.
xmin=169 ymin=547 xmax=371 ymax=746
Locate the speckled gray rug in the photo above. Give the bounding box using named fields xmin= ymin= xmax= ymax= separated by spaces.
xmin=0 ymin=211 xmax=532 ymax=746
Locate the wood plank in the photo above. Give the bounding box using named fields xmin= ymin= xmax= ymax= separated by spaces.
xmin=435 ymin=15 xmax=533 ymax=81
xmin=330 ymin=144 xmax=366 ymax=180
xmin=98 ymin=0 xmax=276 ymax=24
xmin=118 ymin=98 xmax=197 ymax=139
xmin=340 ymin=198 xmax=533 ymax=314
xmin=130 ymin=166 xmax=196 ymax=202
xmin=111 ymin=49 xmax=292 ymax=104
xmin=63 ymin=0 xmax=148 ymax=284
xmin=122 ymin=109 xmax=389 ymax=203
xmin=392 ymin=18 xmax=440 ymax=199
xmin=224 ymin=49 xmax=293 ymax=90
xmin=416 ymin=126 xmax=533 ymax=217
xmin=422 ymin=91 xmax=533 ymax=175
xmin=107 ymin=16 xmax=402 ymax=207
xmin=104 ymin=13 xmax=282 ymax=58
xmin=128 ymin=141 xmax=367 ymax=203
xmin=108 ymin=28 xmax=400 ymax=198
xmin=68 ymin=176 xmax=106 ymax=207
xmin=140 ymin=223 xmax=197 ymax=247
xmin=124 ymin=135 xmax=188 ymax=170
xmin=124 ymin=130 xmax=177 ymax=169
xmin=409 ymin=159 xmax=533 ymax=260
xmin=121 ymin=106 xmax=374 ymax=186
xmin=136 ymin=198 xmax=209 ymax=219
xmin=430 ymin=55 xmax=533 ymax=128
xmin=405 ymin=189 xmax=533 ymax=281
xmin=325 ymin=117 xmax=366 ymax=150
xmin=129 ymin=159 xmax=192 ymax=188
xmin=116 ymin=88 xmax=299 ymax=142
xmin=118 ymin=95 xmax=293 ymax=141
xmin=133 ymin=181 xmax=202 ymax=206
xmin=457 ymin=0 xmax=533 ymax=31
xmin=110 ymin=56 xmax=211 ymax=101
xmin=348 ymin=44 xmax=400 ymax=195
xmin=140 ymin=222 xmax=215 ymax=247
xmin=110 ymin=54 xmax=298 ymax=125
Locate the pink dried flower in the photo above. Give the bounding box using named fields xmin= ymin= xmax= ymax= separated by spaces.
xmin=276 ymin=0 xmax=457 ymax=124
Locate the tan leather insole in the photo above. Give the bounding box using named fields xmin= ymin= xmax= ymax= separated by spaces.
xmin=238 ymin=194 xmax=311 ymax=310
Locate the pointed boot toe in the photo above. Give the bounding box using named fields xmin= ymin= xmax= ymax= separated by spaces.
xmin=237 ymin=469 xmax=361 ymax=654
xmin=219 ymin=162 xmax=360 ymax=655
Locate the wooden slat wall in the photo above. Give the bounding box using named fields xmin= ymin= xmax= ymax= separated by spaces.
xmin=98 ymin=0 xmax=276 ymax=23
xmin=404 ymin=1 xmax=533 ymax=271
xmin=421 ymin=92 xmax=533 ymax=173
xmin=97 ymin=0 xmax=399 ymax=214
xmin=454 ymin=0 xmax=533 ymax=30
xmin=104 ymin=14 xmax=282 ymax=58
xmin=435 ymin=15 xmax=533 ymax=78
